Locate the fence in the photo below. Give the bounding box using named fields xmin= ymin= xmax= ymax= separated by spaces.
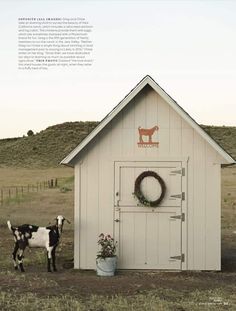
xmin=0 ymin=178 xmax=58 ymax=205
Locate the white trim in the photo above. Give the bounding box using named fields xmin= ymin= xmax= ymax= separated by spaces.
xmin=74 ymin=164 xmax=80 ymax=269
xmin=112 ymin=156 xmax=189 ymax=163
xmin=61 ymin=76 xmax=235 ymax=165
xmin=181 ymin=160 xmax=188 ymax=270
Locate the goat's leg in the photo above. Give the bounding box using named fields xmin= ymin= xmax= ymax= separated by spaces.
xmin=47 ymin=247 xmax=53 ymax=272
xmin=17 ymin=248 xmax=25 ymax=272
xmin=52 ymin=246 xmax=57 ymax=272
xmin=12 ymin=242 xmax=19 ymax=270
xmin=139 ymin=134 xmax=143 ymax=143
xmin=148 ymin=134 xmax=152 ymax=143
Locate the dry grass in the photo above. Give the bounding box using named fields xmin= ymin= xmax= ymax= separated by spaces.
xmin=0 ymin=288 xmax=235 ymax=311
xmin=0 ymin=166 xmax=73 ymax=188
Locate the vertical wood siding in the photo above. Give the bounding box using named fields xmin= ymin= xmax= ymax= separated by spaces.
xmin=74 ymin=85 xmax=222 ymax=270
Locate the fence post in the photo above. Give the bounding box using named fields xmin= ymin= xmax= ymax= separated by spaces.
xmin=1 ymin=189 xmax=3 ymax=205
xmin=0 ymin=177 xmax=59 ymax=206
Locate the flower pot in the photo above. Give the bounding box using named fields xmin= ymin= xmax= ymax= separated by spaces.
xmin=96 ymin=256 xmax=117 ymax=276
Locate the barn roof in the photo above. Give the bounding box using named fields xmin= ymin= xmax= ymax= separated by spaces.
xmin=61 ymin=75 xmax=236 ymax=166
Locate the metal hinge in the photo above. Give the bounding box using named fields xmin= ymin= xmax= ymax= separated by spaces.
xmin=170 ymin=169 xmax=182 ymax=175
xmin=170 ymin=192 xmax=185 ymax=200
xmin=170 ymin=213 xmax=185 ymax=222
xmin=170 ymin=254 xmax=185 ymax=262
xmin=170 ymin=194 xmax=181 ymax=199
xmin=170 ymin=168 xmax=185 ymax=176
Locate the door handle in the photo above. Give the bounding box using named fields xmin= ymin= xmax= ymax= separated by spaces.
xmin=114 ymin=219 xmax=120 ymax=223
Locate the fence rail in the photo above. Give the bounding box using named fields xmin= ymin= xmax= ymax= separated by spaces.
xmin=0 ymin=178 xmax=58 ymax=205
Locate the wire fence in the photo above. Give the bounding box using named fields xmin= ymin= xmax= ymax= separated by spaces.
xmin=0 ymin=178 xmax=58 ymax=205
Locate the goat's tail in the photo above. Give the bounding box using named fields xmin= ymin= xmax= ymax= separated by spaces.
xmin=7 ymin=220 xmax=13 ymax=231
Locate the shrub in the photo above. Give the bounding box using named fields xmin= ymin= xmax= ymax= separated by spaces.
xmin=27 ymin=130 xmax=34 ymax=136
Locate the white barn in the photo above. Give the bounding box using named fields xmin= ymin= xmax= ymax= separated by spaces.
xmin=61 ymin=75 xmax=235 ymax=271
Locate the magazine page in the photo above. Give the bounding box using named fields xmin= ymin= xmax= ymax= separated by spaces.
xmin=0 ymin=1 xmax=235 ymax=310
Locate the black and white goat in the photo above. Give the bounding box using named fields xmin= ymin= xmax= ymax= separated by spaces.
xmin=7 ymin=215 xmax=70 ymax=272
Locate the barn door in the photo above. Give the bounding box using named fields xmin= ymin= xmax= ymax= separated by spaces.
xmin=114 ymin=161 xmax=186 ymax=270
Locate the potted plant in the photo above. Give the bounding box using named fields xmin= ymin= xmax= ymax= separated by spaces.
xmin=96 ymin=233 xmax=117 ymax=276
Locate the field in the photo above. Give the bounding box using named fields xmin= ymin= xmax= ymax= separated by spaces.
xmin=0 ymin=166 xmax=236 ymax=310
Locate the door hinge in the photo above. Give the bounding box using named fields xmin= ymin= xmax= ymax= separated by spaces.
xmin=170 ymin=253 xmax=185 ymax=262
xmin=170 ymin=169 xmax=181 ymax=175
xmin=170 ymin=194 xmax=181 ymax=199
xmin=170 ymin=192 xmax=185 ymax=201
xmin=170 ymin=168 xmax=185 ymax=176
xmin=170 ymin=213 xmax=185 ymax=222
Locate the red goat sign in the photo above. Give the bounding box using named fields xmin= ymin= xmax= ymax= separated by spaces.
xmin=137 ymin=125 xmax=159 ymax=148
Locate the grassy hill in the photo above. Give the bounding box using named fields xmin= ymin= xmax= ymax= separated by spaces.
xmin=201 ymin=125 xmax=236 ymax=161
xmin=0 ymin=121 xmax=98 ymax=168
xmin=0 ymin=122 xmax=235 ymax=168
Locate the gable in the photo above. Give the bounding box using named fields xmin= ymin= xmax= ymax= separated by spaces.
xmin=61 ymin=76 xmax=235 ymax=165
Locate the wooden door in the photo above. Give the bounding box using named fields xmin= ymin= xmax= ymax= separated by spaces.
xmin=114 ymin=161 xmax=185 ymax=270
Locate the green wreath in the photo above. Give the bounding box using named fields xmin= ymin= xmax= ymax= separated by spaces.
xmin=134 ymin=171 xmax=166 ymax=207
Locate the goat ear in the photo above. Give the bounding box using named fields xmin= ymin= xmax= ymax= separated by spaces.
xmin=65 ymin=218 xmax=71 ymax=224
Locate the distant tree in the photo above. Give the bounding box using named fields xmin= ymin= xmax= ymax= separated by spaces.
xmin=27 ymin=130 xmax=34 ymax=136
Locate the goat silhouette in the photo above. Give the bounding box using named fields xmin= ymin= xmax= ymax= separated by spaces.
xmin=138 ymin=126 xmax=159 ymax=143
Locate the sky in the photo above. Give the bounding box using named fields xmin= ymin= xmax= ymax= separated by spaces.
xmin=0 ymin=0 xmax=236 ymax=138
